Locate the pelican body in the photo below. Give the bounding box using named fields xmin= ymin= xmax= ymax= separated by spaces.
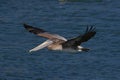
xmin=23 ymin=24 xmax=96 ymax=52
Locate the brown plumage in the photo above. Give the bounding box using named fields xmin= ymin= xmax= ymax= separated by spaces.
xmin=23 ymin=24 xmax=96 ymax=52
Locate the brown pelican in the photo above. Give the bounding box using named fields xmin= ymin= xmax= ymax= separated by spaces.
xmin=23 ymin=24 xmax=96 ymax=52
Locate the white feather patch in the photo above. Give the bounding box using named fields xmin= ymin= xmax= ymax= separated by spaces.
xmin=29 ymin=40 xmax=53 ymax=52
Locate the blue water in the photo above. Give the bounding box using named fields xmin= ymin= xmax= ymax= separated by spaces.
xmin=0 ymin=0 xmax=120 ymax=80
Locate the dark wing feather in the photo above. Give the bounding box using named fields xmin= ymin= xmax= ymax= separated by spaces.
xmin=23 ymin=24 xmax=46 ymax=34
xmin=23 ymin=23 xmax=67 ymax=41
xmin=79 ymin=26 xmax=96 ymax=43
xmin=62 ymin=26 xmax=96 ymax=47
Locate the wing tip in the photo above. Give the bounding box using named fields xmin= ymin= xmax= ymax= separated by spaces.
xmin=23 ymin=23 xmax=46 ymax=34
xmin=23 ymin=23 xmax=32 ymax=29
xmin=85 ymin=25 xmax=96 ymax=33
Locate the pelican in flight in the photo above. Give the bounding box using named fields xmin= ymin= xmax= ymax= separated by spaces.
xmin=23 ymin=24 xmax=96 ymax=52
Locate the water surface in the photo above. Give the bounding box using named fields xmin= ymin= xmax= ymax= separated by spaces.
xmin=0 ymin=0 xmax=120 ymax=80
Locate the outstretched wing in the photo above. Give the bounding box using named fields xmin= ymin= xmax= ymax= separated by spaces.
xmin=62 ymin=26 xmax=96 ymax=47
xmin=29 ymin=40 xmax=53 ymax=52
xmin=23 ymin=24 xmax=67 ymax=41
xmin=77 ymin=26 xmax=96 ymax=43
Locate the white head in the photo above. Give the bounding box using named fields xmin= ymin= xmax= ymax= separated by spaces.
xmin=77 ymin=46 xmax=89 ymax=52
